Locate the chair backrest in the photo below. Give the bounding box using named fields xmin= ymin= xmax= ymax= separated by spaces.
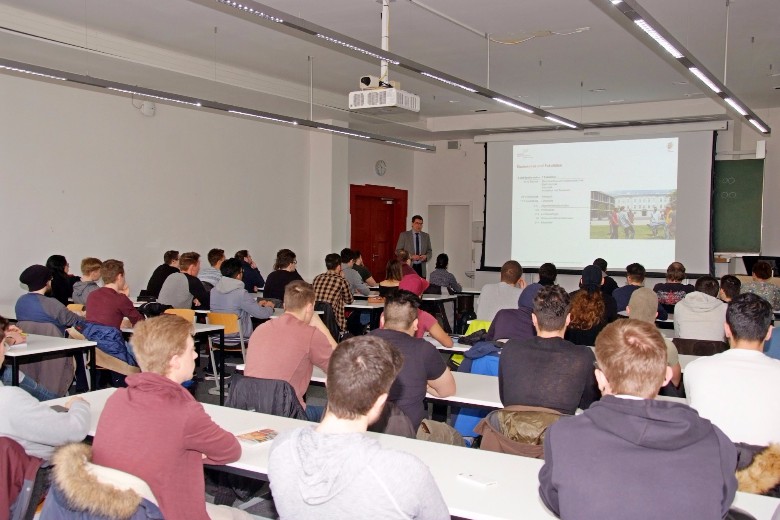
xmin=314 ymin=301 xmax=340 ymax=341
xmin=367 ymin=401 xmax=416 ymax=438
xmin=225 ymin=373 xmax=307 ymax=420
xmin=672 ymin=338 xmax=729 ymax=356
xmin=423 ymin=284 xmax=443 ymax=295
xmin=164 ymin=308 xmax=196 ymax=323
xmin=206 ymin=312 xmax=240 ymax=335
xmin=474 ymin=404 xmax=562 ymax=459
xmin=66 ymin=303 xmax=84 ymax=313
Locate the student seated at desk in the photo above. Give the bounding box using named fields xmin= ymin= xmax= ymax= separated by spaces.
xmin=46 ymin=254 xmax=80 ymax=306
xmin=235 ymin=249 xmax=264 ymax=294
xmin=198 ymin=248 xmax=225 ymax=290
xmin=626 ymin=288 xmax=682 ymax=388
xmin=210 ymin=258 xmax=274 ymax=340
xmin=92 ymin=315 xmax=251 ymax=520
xmin=86 ymin=259 xmax=144 ymax=329
xmin=612 ymin=262 xmax=668 ymax=320
xmin=499 ymin=286 xmax=599 ymax=414
xmin=486 ymin=282 xmax=541 ymax=342
xmin=428 ymin=253 xmax=462 ymax=293
xmin=719 ymin=274 xmax=742 ymax=303
xmin=371 ymin=292 xmax=456 ymax=432
xmin=653 ymin=261 xmax=694 ymax=308
xmin=340 ymin=248 xmax=371 ymax=296
xmin=565 ymin=265 xmax=617 ymax=347
xmin=313 ymin=253 xmax=353 ymax=334
xmin=72 ymin=257 xmax=102 ymax=305
xmin=740 ymin=260 xmax=780 ymax=310
xmin=685 ymin=293 xmax=780 ymax=446
xmin=673 ymin=275 xmax=727 ymax=341
xmin=0 ymin=318 xmax=90 ymax=458
xmin=352 ymin=250 xmax=377 ymax=287
xmin=0 ymin=316 xmax=60 ymax=401
xmin=397 ymin=277 xmax=453 ymax=348
xmin=16 ymin=264 xmax=82 ymax=337
xmin=145 ymin=250 xmax=179 ymax=299
xmin=476 ymin=260 xmax=526 ymax=322
xmin=268 ymin=335 xmax=449 ymax=520
xmin=539 ymin=319 xmax=737 ymax=520
xmin=377 ymin=259 xmax=402 ymax=297
xmin=158 ymin=252 xmax=210 ymax=311
xmin=262 ymin=248 xmax=304 ymax=302
xmin=245 ymin=280 xmax=335 ymax=422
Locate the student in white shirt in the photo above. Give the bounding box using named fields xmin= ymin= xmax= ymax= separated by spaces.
xmin=476 ymin=260 xmax=526 ymax=322
xmin=684 ymin=292 xmax=780 ymax=446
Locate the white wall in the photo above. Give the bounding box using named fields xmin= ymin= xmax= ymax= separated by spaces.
xmin=0 ymin=73 xmax=311 ymax=304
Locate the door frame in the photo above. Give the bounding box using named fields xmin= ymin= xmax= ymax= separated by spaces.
xmin=349 ymin=184 xmax=409 ymax=271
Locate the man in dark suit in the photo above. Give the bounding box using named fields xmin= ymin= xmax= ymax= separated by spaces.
xmin=395 ymin=215 xmax=432 ymax=277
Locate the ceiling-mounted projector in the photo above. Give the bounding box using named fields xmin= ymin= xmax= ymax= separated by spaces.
xmin=349 ymin=86 xmax=420 ymax=114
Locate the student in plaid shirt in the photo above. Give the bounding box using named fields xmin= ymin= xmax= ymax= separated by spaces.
xmin=313 ymin=253 xmax=354 ymax=332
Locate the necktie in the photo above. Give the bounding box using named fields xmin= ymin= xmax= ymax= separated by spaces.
xmin=415 ymin=233 xmax=420 ymax=256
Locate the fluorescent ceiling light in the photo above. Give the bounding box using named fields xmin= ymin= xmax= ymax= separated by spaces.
xmin=317 ymin=127 xmax=372 ymax=139
xmin=108 ymin=87 xmax=202 ymax=107
xmin=229 ymin=110 xmax=297 ymax=124
xmin=385 ymin=140 xmax=431 ymax=151
xmin=634 ymin=19 xmax=683 ymax=59
xmin=688 ymin=67 xmax=722 ymax=93
xmin=215 ymin=0 xmax=283 ymax=23
xmin=610 ymin=0 xmax=623 ymax=4
xmin=420 ymin=72 xmax=477 ymax=93
xmin=493 ymin=97 xmax=534 ymax=114
xmin=0 ymin=65 xmax=66 ymax=81
xmin=748 ymin=119 xmax=768 ymax=133
xmin=316 ymin=34 xmax=400 ymax=65
xmin=723 ymin=98 xmax=748 ymax=116
xmin=545 ymin=116 xmax=578 ymax=129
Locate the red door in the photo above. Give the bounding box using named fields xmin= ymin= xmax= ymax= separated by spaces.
xmin=350 ymin=185 xmax=408 ymax=282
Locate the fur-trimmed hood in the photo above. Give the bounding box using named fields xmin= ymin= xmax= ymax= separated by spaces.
xmin=46 ymin=443 xmax=162 ymax=520
xmin=737 ymin=444 xmax=780 ymax=497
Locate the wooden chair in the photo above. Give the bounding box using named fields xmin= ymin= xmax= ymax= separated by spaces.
xmin=206 ymin=312 xmax=246 ymax=394
xmin=66 ymin=303 xmax=84 ymax=313
xmin=164 ymin=308 xmax=196 ymax=323
xmin=66 ymin=328 xmax=140 ymax=389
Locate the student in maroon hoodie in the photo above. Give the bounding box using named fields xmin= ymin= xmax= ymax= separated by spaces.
xmin=538 ymin=319 xmax=737 ymax=520
xmin=92 ymin=315 xmax=250 ymax=520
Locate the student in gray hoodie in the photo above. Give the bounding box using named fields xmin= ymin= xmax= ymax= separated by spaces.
xmin=71 ymin=257 xmax=102 ymax=305
xmin=209 ymin=258 xmax=274 ymax=340
xmin=539 ymin=319 xmax=737 ymax=520
xmin=268 ymin=335 xmax=449 ymax=520
xmin=673 ymin=276 xmax=727 ymax=341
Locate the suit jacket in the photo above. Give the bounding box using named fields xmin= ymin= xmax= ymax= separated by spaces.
xmin=396 ymin=230 xmax=432 ymax=276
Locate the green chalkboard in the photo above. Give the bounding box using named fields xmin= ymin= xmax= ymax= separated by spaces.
xmin=712 ymin=159 xmax=764 ymax=252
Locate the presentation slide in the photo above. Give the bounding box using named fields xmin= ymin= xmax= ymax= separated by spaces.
xmin=510 ymin=138 xmax=677 ymax=269
xmin=483 ymin=131 xmax=714 ymax=274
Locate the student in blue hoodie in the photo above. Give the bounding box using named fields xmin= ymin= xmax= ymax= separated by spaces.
xmin=539 ymin=318 xmax=737 ymax=520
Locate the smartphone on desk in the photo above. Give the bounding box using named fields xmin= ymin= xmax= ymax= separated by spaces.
xmin=50 ymin=405 xmax=69 ymax=413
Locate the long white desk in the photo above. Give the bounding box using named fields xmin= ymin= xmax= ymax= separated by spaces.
xmin=4 ymin=333 xmax=97 ymax=388
xmin=51 ymin=389 xmax=780 ymax=520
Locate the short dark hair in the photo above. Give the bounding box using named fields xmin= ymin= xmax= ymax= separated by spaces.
xmin=325 ymin=253 xmax=341 ymax=271
xmin=163 ymin=250 xmax=179 ymax=265
xmin=666 ymin=262 xmax=686 ymax=282
xmin=435 ymin=253 xmax=449 ymax=270
xmin=538 ymin=263 xmax=557 ymax=284
xmin=100 ymin=259 xmax=125 ymax=285
xmin=353 ymin=250 xmax=362 ymax=260
xmin=207 ymin=248 xmax=225 ymax=267
xmin=593 ymin=258 xmax=608 ymax=272
xmin=694 ymin=276 xmax=720 ymax=298
xmin=234 ymin=250 xmax=250 ymax=262
xmin=273 ymin=249 xmax=297 ymax=270
xmin=720 ymin=275 xmax=742 ymax=300
xmin=500 ymin=260 xmax=523 ymax=284
xmin=533 ymin=285 xmax=571 ymax=331
xmin=726 ymin=293 xmax=772 ymax=342
xmin=625 ymin=263 xmax=646 ymax=283
xmin=325 ymin=336 xmax=403 ymax=420
xmin=220 ymin=258 xmax=243 ymax=279
xmin=179 ymin=252 xmax=200 ymax=272
xmin=383 ymin=290 xmax=420 ymax=329
xmin=411 ymin=215 xmax=423 ymax=223
xmin=46 ymin=255 xmax=68 ymax=274
xmin=340 ymin=248 xmax=354 ymax=264
xmin=753 ymin=261 xmax=773 ymax=280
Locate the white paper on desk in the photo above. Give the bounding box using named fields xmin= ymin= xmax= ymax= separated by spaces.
xmin=5 ymin=342 xmax=28 ymax=350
